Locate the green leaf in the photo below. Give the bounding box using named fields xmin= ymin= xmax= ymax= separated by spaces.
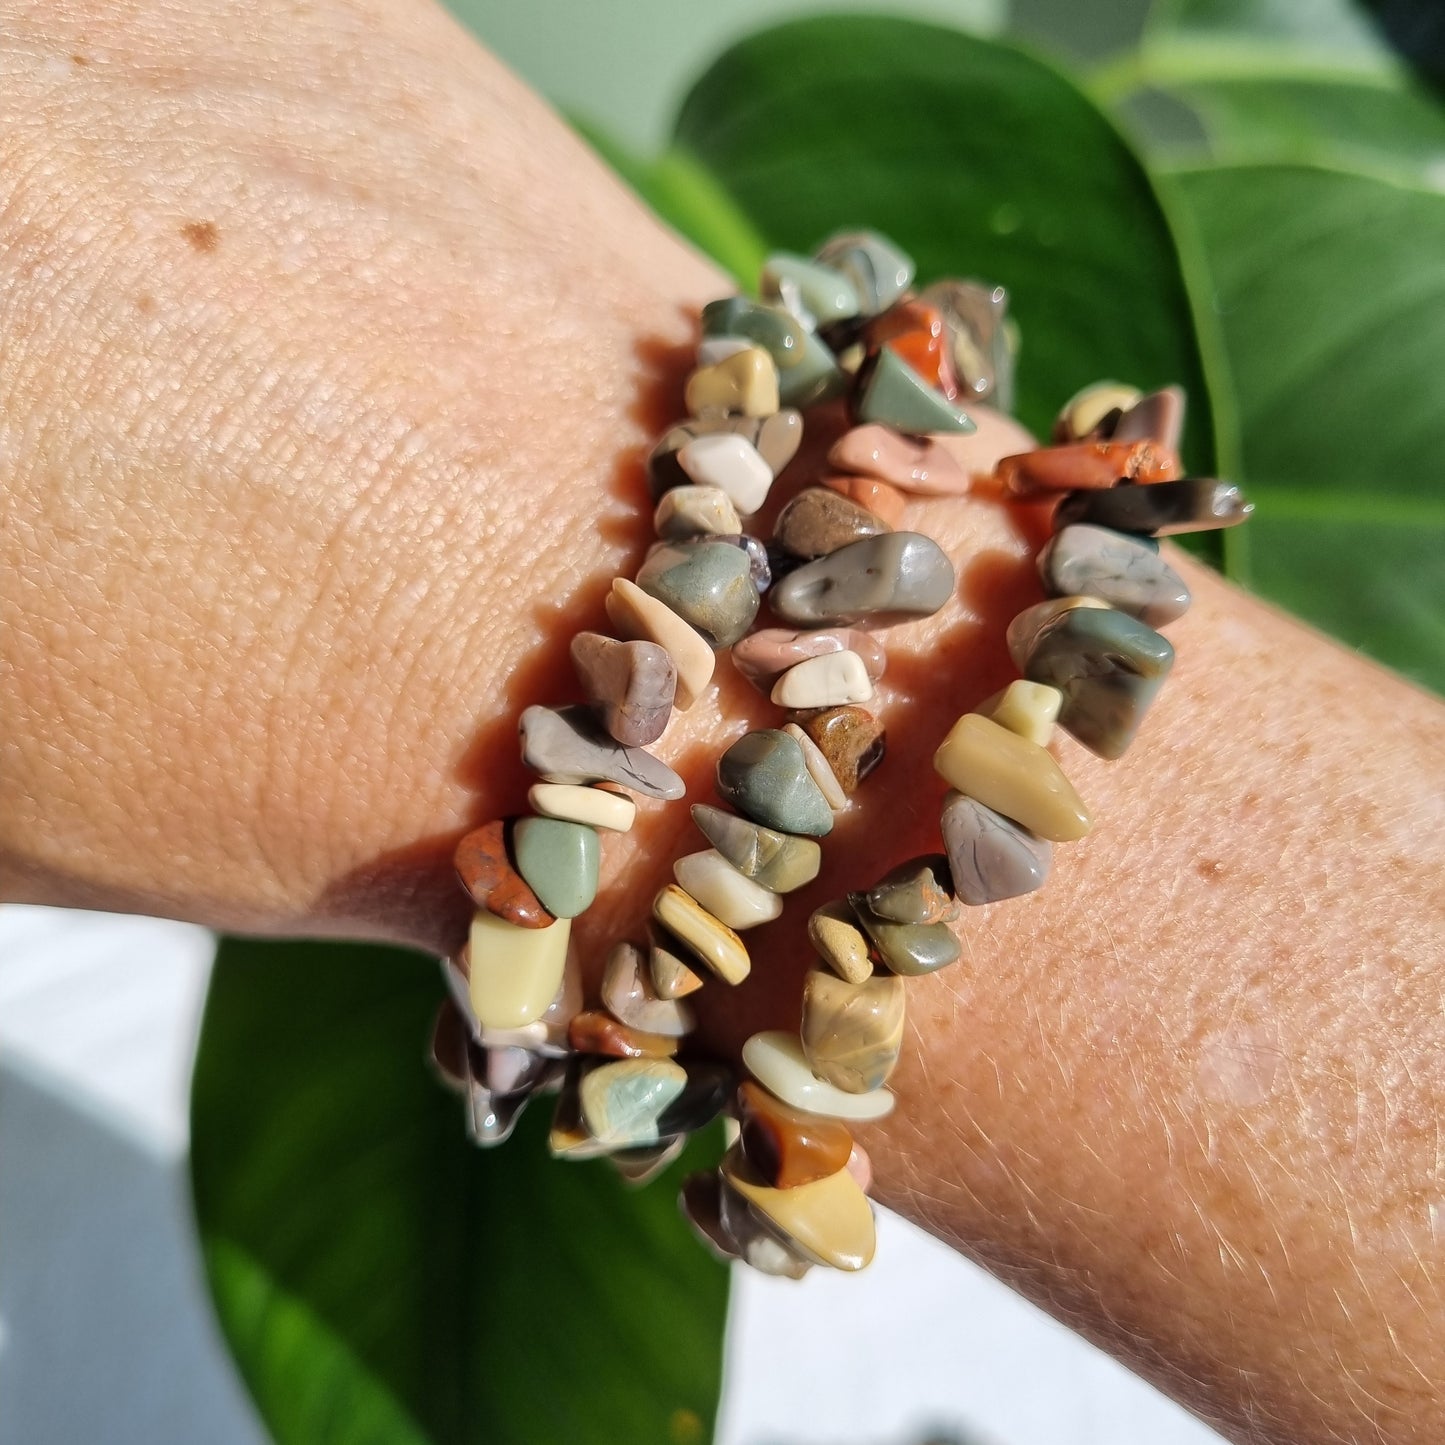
xmin=190 ymin=937 xmax=727 ymax=1445
xmin=1161 ymin=71 xmax=1445 ymax=179
xmin=1165 ymin=161 xmax=1445 ymax=688
xmin=663 ymin=16 xmax=1216 ymax=462
xmin=1096 ymin=0 xmax=1445 ymax=184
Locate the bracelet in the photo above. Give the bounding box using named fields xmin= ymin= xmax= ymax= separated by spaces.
xmin=428 ymin=230 xmax=1253 ymax=1278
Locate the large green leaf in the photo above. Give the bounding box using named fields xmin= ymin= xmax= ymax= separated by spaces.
xmin=1099 ymin=0 xmax=1445 ymax=182
xmin=665 ymin=16 xmax=1216 ymax=462
xmin=1165 ymin=161 xmax=1445 ymax=687
xmin=191 ymin=938 xmax=727 ymax=1445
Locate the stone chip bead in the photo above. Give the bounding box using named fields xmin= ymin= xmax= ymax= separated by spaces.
xmin=527 ymin=781 xmax=636 ymax=834
xmin=978 ymin=680 xmax=1063 ymax=749
xmin=733 ymin=626 xmax=886 ymax=694
xmin=996 ymin=439 xmax=1180 ymax=497
xmin=512 ymin=816 xmax=600 ymax=920
xmin=567 ymin=1010 xmax=680 ymax=1060
xmin=676 ymin=432 xmax=774 ymax=515
xmin=722 ymin=1147 xmax=877 ymax=1272
xmin=570 ymin=631 xmax=676 ymax=748
xmin=933 ymin=713 xmax=1092 ymax=842
xmin=941 ymin=791 xmax=1053 ymax=905
xmin=690 ymin=804 xmax=822 ymax=893
xmin=1051 ymin=380 xmax=1142 ymax=444
xmin=610 ymin=1136 xmax=686 ymax=1188
xmin=715 ymin=532 xmax=773 ymax=592
xmin=771 ymin=651 xmax=874 ymax=710
xmin=602 ymin=941 xmax=696 ymax=1037
xmin=863 ymin=298 xmax=955 ymax=394
xmin=647 ymin=407 xmax=803 ymax=502
xmin=855 ymin=348 xmax=976 ymax=435
xmin=1054 ymin=477 xmax=1254 ymax=536
xmin=697 ymin=335 xmax=752 ymax=367
xmin=648 ymin=932 xmax=705 ymax=999
xmin=432 ymin=1006 xmax=560 ymax=1146
xmin=782 ymin=724 xmax=848 ymax=811
xmin=467 ymin=911 xmax=572 ymax=1032
xmin=1113 ymin=385 xmax=1185 ymax=451
xmin=760 ymin=251 xmax=861 ymax=325
xmin=864 ymin=854 xmax=959 ymax=925
xmin=656 ymin=1060 xmax=733 ymax=1137
xmin=647 ymin=410 xmax=802 ymax=499
xmin=848 ymin=897 xmax=961 ymax=978
xmin=827 ymin=425 xmax=970 ymax=497
xmin=684 ymin=1172 xmax=812 ymax=1278
xmin=770 ymin=531 xmax=956 ymax=628
xmin=813 ymin=229 xmax=914 ymax=316
xmin=799 ymin=706 xmax=886 ymax=795
xmin=548 ymin=1067 xmax=613 ymax=1160
xmin=653 ymin=484 xmax=741 ymax=541
xmin=743 ymin=1030 xmax=895 ymax=1121
xmin=919 ymin=278 xmax=1016 ymax=408
xmin=808 ymin=900 xmax=874 ymax=984
xmin=774 ymin=486 xmax=890 ymax=560
xmin=1039 ymin=523 xmax=1191 ymax=627
xmin=605 ymin=578 xmax=715 ymax=709
xmin=520 ymin=703 xmax=685 ymax=800
xmin=737 ymin=1080 xmax=854 ymax=1190
xmin=716 ymin=729 xmax=834 ymax=837
xmin=579 ymin=1057 xmax=688 ymax=1148
xmin=1006 ymin=596 xmax=1111 ymax=671
xmin=800 ymin=967 xmax=906 ymax=1094
xmin=1023 ymin=605 xmax=1176 ymax=760
xmin=685 ymin=346 xmax=779 ymax=418
xmin=674 ymin=849 xmax=785 ymax=931
xmin=636 ymin=540 xmax=760 ymax=651
xmin=700 ymin=297 xmax=846 ymax=408
xmin=454 ymin=820 xmax=551 ymax=929
xmin=445 ymin=948 xmax=580 ymax=1057
xmin=820 ymin=472 xmax=908 ymax=526
xmin=653 ymin=884 xmax=752 ymax=985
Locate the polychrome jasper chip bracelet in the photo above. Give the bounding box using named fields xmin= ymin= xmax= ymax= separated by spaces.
xmin=428 ymin=230 xmax=1253 ymax=1278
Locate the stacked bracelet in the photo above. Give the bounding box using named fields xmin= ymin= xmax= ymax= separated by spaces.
xmin=428 ymin=229 xmax=1253 ymax=1278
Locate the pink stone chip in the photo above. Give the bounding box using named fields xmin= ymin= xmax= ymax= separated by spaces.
xmin=732 ymin=627 xmax=887 ymax=693
xmin=827 ymin=425 xmax=969 ymax=496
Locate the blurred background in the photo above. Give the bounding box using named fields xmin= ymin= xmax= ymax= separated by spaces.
xmin=4 ymin=0 xmax=1440 ymax=1442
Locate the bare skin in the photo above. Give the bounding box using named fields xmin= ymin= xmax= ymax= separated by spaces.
xmin=3 ymin=3 xmax=1443 ymax=1440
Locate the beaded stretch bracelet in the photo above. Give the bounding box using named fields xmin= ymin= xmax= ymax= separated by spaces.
xmin=428 ymin=229 xmax=1253 ymax=1277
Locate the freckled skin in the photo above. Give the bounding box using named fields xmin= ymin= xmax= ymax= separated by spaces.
xmin=2 ymin=4 xmax=1444 ymax=1440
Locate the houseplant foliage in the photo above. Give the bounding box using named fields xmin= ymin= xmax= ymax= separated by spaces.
xmin=191 ymin=5 xmax=1445 ymax=1443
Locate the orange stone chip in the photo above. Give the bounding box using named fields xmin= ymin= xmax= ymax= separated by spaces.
xmin=995 ymin=439 xmax=1181 ymax=497
xmin=454 ymin=820 xmax=552 ymax=928
xmin=863 ymin=299 xmax=957 ymax=396
xmin=821 ymin=472 xmax=907 ymax=527
xmin=737 ymin=1080 xmax=854 ymax=1190
xmin=567 ymin=1009 xmax=680 ymax=1059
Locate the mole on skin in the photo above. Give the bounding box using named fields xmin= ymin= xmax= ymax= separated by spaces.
xmin=182 ymin=221 xmax=219 ymax=252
